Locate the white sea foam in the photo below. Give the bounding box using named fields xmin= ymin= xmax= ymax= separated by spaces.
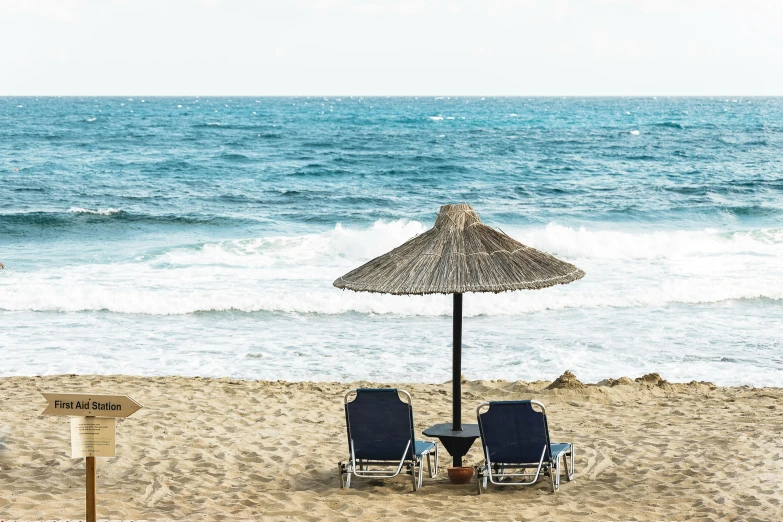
xmin=1 ymin=221 xmax=781 ymax=317
xmin=2 ymin=221 xmax=783 ymax=386
xmin=630 ymin=130 xmax=641 ymax=135
xmin=429 ymin=116 xmax=444 ymax=121
xmin=67 ymin=207 xmax=122 ymax=215
xmin=514 ymin=223 xmax=783 ymax=260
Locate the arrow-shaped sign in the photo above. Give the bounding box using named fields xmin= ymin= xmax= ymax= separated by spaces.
xmin=42 ymin=393 xmax=143 ymax=418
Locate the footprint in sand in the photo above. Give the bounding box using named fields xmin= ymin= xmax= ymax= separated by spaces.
xmin=142 ymin=477 xmax=173 ymax=507
xmin=584 ymin=450 xmax=617 ymax=480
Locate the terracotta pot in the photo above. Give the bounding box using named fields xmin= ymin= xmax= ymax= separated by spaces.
xmin=447 ymin=466 xmax=474 ymax=484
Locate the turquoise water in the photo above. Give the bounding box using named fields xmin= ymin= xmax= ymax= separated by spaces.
xmin=1 ymin=96 xmax=781 ymax=385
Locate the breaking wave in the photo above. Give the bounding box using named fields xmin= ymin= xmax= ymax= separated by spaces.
xmin=68 ymin=207 xmax=122 ymax=216
xmin=1 ymin=220 xmax=781 ymax=316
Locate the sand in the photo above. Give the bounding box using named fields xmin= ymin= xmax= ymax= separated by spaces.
xmin=1 ymin=374 xmax=782 ymax=521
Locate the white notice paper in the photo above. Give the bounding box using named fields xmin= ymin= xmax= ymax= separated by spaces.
xmin=70 ymin=417 xmax=116 ymax=458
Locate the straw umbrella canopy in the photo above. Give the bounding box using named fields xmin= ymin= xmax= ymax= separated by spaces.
xmin=334 ymin=203 xmax=585 ymax=464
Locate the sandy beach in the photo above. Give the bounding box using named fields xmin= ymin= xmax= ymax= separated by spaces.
xmin=0 ymin=373 xmax=781 ymax=521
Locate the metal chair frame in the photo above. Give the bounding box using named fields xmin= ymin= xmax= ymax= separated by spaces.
xmin=338 ymin=389 xmax=438 ymax=491
xmin=475 ymin=400 xmax=574 ymax=494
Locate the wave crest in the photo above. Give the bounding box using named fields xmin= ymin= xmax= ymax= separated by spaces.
xmin=1 ymin=221 xmax=781 ymax=316
xmin=67 ymin=207 xmax=122 ymax=216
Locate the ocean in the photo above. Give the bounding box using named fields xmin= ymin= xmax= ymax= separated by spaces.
xmin=1 ymin=96 xmax=781 ymax=386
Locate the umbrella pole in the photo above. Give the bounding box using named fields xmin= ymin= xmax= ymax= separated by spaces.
xmin=453 ymin=293 xmax=462 ymax=434
xmin=452 ymin=293 xmax=463 ymax=467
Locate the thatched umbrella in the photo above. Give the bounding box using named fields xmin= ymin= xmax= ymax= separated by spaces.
xmin=334 ymin=203 xmax=585 ymax=465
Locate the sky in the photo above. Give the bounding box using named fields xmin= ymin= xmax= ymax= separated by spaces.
xmin=1 ymin=0 xmax=782 ymax=96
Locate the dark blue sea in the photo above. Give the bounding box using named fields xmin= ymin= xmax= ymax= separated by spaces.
xmin=1 ymin=96 xmax=781 ymax=385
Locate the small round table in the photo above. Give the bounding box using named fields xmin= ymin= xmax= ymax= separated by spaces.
xmin=423 ymin=423 xmax=481 ymax=468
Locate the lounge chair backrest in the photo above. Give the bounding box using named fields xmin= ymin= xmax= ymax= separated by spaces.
xmin=345 ymin=388 xmax=415 ymax=461
xmin=478 ymin=400 xmax=553 ymax=464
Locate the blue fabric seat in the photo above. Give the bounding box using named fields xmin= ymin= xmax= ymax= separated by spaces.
xmin=414 ymin=441 xmax=436 ymax=456
xmin=549 ymin=443 xmax=571 ymax=458
xmin=339 ymin=388 xmax=438 ymax=491
xmin=475 ymin=400 xmax=575 ymax=494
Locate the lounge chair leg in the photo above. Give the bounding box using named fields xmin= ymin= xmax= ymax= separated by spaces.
xmin=550 ymin=458 xmax=561 ymax=493
xmin=411 ymin=462 xmax=419 ymax=491
xmin=557 ymin=458 xmax=562 ymax=490
xmin=476 ymin=465 xmax=487 ymax=495
xmin=426 ymin=445 xmax=438 ymax=478
xmin=339 ymin=462 xmax=350 ymax=489
xmin=565 ymin=446 xmax=575 ymax=481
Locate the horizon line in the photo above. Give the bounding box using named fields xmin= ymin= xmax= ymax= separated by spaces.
xmin=2 ymin=94 xmax=781 ymax=98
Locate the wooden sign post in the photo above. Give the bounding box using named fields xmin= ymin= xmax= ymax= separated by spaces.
xmin=42 ymin=393 xmax=143 ymax=522
xmin=87 ymin=454 xmax=97 ymax=522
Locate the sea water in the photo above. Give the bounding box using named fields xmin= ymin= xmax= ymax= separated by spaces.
xmin=1 ymin=97 xmax=781 ymax=386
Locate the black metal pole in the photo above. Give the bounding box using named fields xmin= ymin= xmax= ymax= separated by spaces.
xmin=452 ymin=293 xmax=463 ymax=467
xmin=453 ymin=293 xmax=463 ymax=430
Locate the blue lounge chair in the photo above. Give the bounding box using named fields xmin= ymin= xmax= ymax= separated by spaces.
xmin=339 ymin=388 xmax=438 ymax=491
xmin=475 ymin=400 xmax=574 ymax=494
